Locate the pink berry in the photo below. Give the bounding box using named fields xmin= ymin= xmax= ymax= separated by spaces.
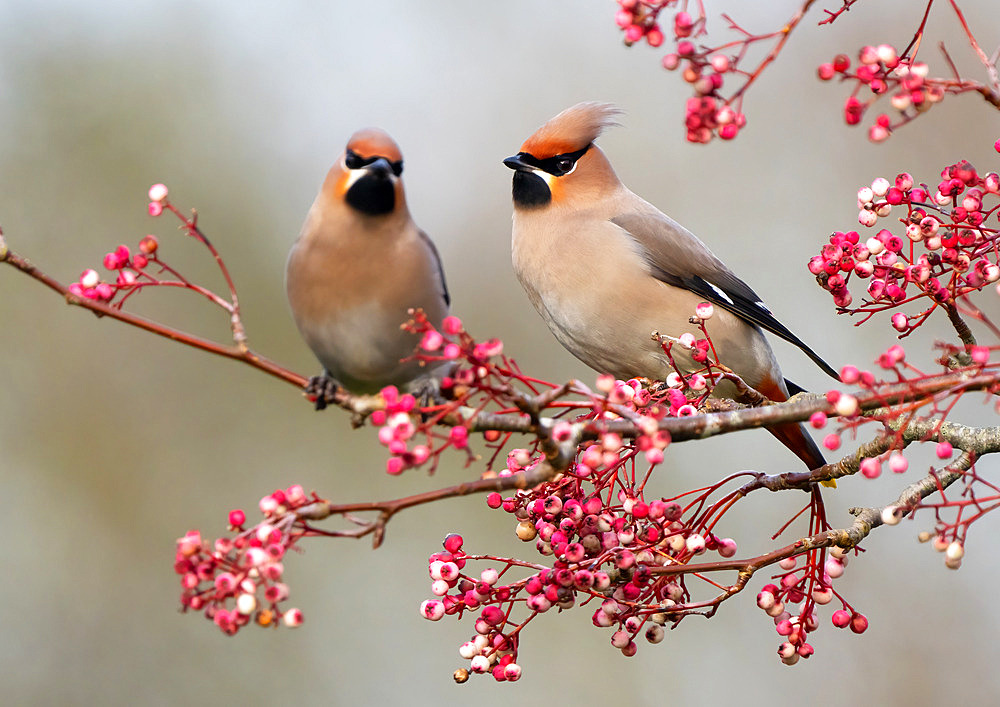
xmin=228 ymin=509 xmax=246 ymax=527
xmin=970 ymin=346 xmax=990 ymax=364
xmin=839 ymin=365 xmax=860 ymax=384
xmin=450 ymin=426 xmax=469 ymax=449
xmin=443 ymin=533 xmax=464 ymax=554
xmin=441 ymin=315 xmax=463 ymax=335
xmin=831 ymin=609 xmax=851 ymax=628
xmin=421 ymin=330 xmax=443 ymax=351
xmin=148 ymin=183 xmax=168 ymax=202
xmin=823 ymin=433 xmax=841 ymax=451
xmin=139 ymin=235 xmax=159 ymax=254
xmin=859 ymin=457 xmax=881 ymax=479
xmin=95 ymin=283 xmax=114 ymax=301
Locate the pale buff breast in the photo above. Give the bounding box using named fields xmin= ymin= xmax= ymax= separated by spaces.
xmin=286 ymin=205 xmax=447 ymax=393
xmin=512 ymin=208 xmax=782 ymax=393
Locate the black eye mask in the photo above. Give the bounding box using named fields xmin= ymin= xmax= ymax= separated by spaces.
xmin=345 ymin=149 xmax=403 ymax=177
xmin=512 ymin=143 xmax=590 ymax=177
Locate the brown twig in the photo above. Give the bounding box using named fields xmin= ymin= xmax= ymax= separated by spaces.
xmin=293 ymin=461 xmax=559 ymax=548
xmin=0 ymin=244 xmax=305 ymax=388
xmin=648 ymin=453 xmax=973 ymax=615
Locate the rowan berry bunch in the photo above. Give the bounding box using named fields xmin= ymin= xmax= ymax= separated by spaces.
xmin=818 ymin=45 xmax=947 ymax=142
xmin=420 ymin=438 xmax=747 ymax=682
xmin=417 ymin=360 xmax=868 ymax=679
xmin=614 ymin=0 xmax=999 ymax=143
xmin=818 ymin=0 xmax=1000 ymax=143
xmin=810 ymin=142 xmax=1000 ymax=332
xmin=614 ymin=0 xmax=757 ymax=142
xmin=60 ymin=183 xmax=249 ymax=352
xmin=755 ymin=539 xmax=869 ymax=666
xmin=175 ymin=486 xmax=312 ymax=636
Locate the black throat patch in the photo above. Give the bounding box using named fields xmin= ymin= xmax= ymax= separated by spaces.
xmin=512 ymin=170 xmax=551 ymax=208
xmin=345 ymin=174 xmax=395 ymax=216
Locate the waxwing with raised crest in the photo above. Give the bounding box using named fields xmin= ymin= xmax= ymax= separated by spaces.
xmin=504 ymin=102 xmax=838 ymax=478
xmin=286 ymin=128 xmax=450 ymax=400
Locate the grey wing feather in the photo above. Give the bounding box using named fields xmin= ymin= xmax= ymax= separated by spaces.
xmin=610 ymin=210 xmax=838 ymax=380
xmin=418 ymin=230 xmax=451 ymax=308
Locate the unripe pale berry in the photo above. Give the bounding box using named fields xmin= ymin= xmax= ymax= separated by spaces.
xmin=282 ymin=608 xmax=303 ymax=627
xmin=765 ymin=601 xmax=785 ymax=618
xmin=834 ymin=393 xmax=859 ymax=417
xmin=236 ymin=593 xmax=257 ymax=615
xmin=881 ymin=506 xmax=902 ymax=525
xmin=148 ymin=183 xmax=169 ymax=202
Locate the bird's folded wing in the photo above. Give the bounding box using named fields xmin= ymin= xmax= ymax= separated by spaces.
xmin=418 ymin=229 xmax=451 ymax=308
xmin=610 ymin=210 xmax=838 ymax=380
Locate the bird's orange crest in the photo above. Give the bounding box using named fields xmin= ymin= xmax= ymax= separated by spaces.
xmin=346 ymin=128 xmax=403 ymax=163
xmin=520 ymin=102 xmax=623 ymax=157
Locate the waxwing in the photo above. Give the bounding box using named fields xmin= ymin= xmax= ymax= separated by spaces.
xmin=287 ymin=128 xmax=450 ymax=403
xmin=504 ymin=102 xmax=838 ymax=478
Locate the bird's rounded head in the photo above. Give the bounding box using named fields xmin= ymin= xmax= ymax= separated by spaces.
xmin=327 ymin=128 xmax=406 ymax=216
xmin=504 ymin=102 xmax=622 ymax=209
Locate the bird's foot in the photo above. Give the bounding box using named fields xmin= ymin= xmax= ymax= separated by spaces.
xmin=406 ymin=375 xmax=447 ymax=409
xmin=305 ymin=373 xmax=341 ymax=411
xmin=404 ymin=362 xmax=459 ymax=409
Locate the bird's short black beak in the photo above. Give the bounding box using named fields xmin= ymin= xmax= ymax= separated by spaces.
xmin=367 ymin=157 xmax=393 ymax=179
xmin=503 ymin=154 xmax=532 ymax=171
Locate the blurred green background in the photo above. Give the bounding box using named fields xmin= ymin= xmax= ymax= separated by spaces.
xmin=1 ymin=1 xmax=999 ymax=704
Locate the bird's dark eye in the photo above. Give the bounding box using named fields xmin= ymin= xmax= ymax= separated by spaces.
xmin=531 ymin=144 xmax=590 ymax=177
xmin=345 ymin=150 xmax=364 ymax=170
xmin=390 ymin=160 xmax=403 ymax=177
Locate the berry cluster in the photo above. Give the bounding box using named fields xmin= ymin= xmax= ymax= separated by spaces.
xmin=819 ymin=44 xmax=950 ymax=142
xmin=367 ymin=314 xmax=508 ymax=476
xmin=918 ymin=531 xmax=967 ymax=570
xmin=422 ymin=475 xmax=744 ymax=682
xmin=660 ymin=30 xmax=745 ymax=143
xmin=614 ymin=0 xmax=667 ymax=49
xmin=756 ymin=547 xmax=868 ymax=666
xmin=810 ymin=148 xmax=1000 ymax=332
xmin=67 ymin=235 xmax=159 ymax=303
xmin=176 ymin=486 xmax=309 ymax=635
xmin=616 ymin=0 xmax=747 ymax=143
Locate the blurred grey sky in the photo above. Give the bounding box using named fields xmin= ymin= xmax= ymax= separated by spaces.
xmin=1 ymin=1 xmax=999 ymax=705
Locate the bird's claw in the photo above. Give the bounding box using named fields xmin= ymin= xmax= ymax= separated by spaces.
xmin=305 ymin=374 xmax=340 ymax=411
